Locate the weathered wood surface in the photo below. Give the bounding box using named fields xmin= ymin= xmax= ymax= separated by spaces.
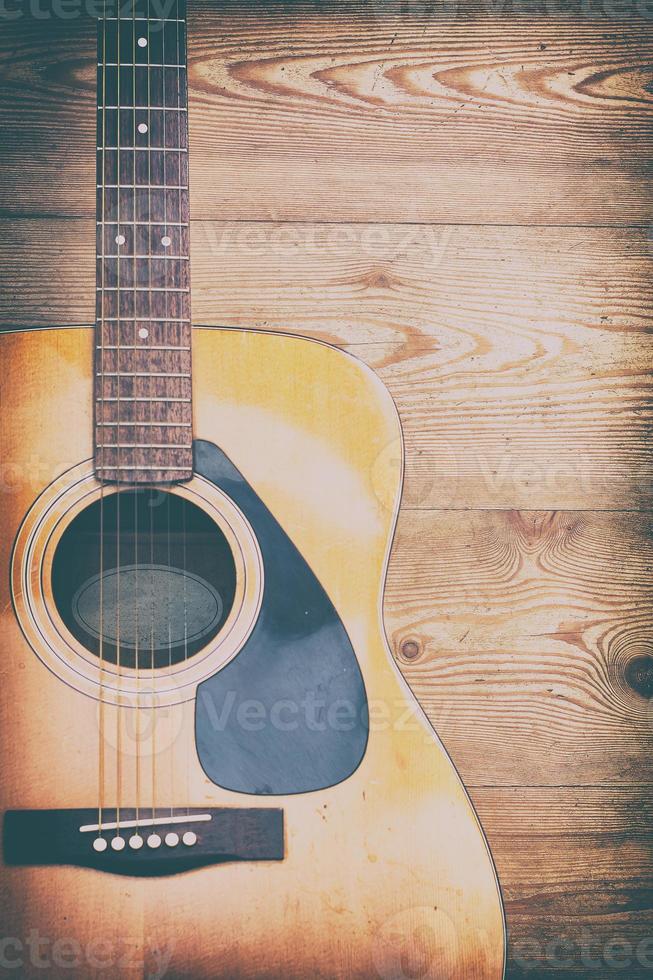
xmin=1 ymin=0 xmax=651 ymax=977
xmin=388 ymin=509 xmax=653 ymax=785
xmin=1 ymin=1 xmax=653 ymax=224
xmin=2 ymin=218 xmax=651 ymax=510
xmin=474 ymin=787 xmax=653 ymax=979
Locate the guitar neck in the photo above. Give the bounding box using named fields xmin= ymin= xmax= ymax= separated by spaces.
xmin=95 ymin=0 xmax=193 ymax=484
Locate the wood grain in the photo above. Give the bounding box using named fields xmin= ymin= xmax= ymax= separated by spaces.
xmin=1 ymin=1 xmax=653 ymax=223
xmin=475 ymin=786 xmax=653 ymax=979
xmin=3 ymin=218 xmax=651 ymax=510
xmin=387 ymin=508 xmax=653 ymax=785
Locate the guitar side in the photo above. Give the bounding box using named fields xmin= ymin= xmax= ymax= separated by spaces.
xmin=0 ymin=325 xmax=505 ymax=979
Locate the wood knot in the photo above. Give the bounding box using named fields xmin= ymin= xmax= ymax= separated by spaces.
xmin=364 ymin=270 xmax=394 ymax=290
xmin=624 ymin=655 xmax=653 ymax=699
xmin=399 ymin=638 xmax=422 ymax=661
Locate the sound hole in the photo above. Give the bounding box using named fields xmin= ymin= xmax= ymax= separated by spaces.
xmin=51 ymin=490 xmax=237 ymax=670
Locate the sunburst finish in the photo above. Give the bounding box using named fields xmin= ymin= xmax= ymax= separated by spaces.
xmin=0 ymin=325 xmax=505 ymax=979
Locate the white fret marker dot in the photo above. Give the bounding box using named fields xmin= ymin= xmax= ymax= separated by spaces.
xmin=138 ymin=328 xmax=149 ymax=339
xmin=138 ymin=37 xmax=147 ymax=47
xmin=115 ymin=234 xmax=125 ymax=245
xmin=161 ymin=236 xmax=171 ymax=247
xmin=138 ymin=123 xmax=148 ymax=134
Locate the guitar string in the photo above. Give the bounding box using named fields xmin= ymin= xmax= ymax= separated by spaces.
xmin=177 ymin=0 xmax=192 ymax=821
xmin=97 ymin=0 xmax=108 ymax=844
xmin=183 ymin=477 xmax=190 ymax=818
xmin=167 ymin=490 xmax=173 ymax=820
xmin=162 ymin=0 xmax=175 ymax=824
xmin=147 ymin=0 xmax=157 ymax=830
xmin=132 ymin=0 xmax=141 ymax=840
xmin=115 ymin=0 xmax=123 ymax=843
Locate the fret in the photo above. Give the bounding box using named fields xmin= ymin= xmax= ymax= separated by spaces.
xmin=99 ymin=318 xmax=189 ymax=324
xmin=98 ymin=148 xmax=188 ymax=160
xmin=98 ymin=63 xmax=186 ymax=69
xmin=98 ymin=184 xmax=187 ymax=190
xmin=96 ymin=286 xmax=189 ymax=292
xmin=101 ymin=106 xmax=187 ymax=112
xmin=104 ymin=17 xmax=187 ymax=22
xmin=97 ymin=397 xmax=191 ymax=403
xmin=97 ymin=343 xmax=190 ymax=355
xmin=96 ymin=221 xmax=188 ymax=226
xmin=102 ymin=255 xmax=187 ymax=261
xmin=97 ymin=421 xmax=192 ymax=427
xmin=98 ymin=345 xmax=191 ymax=350
xmin=101 ymin=147 xmax=188 ymax=152
xmin=97 ymin=443 xmax=191 ymax=449
xmin=100 ymin=372 xmax=191 ymax=378
xmin=98 ymin=113 xmax=186 ymax=129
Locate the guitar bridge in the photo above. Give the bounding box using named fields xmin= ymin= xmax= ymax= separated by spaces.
xmin=3 ymin=807 xmax=284 ymax=875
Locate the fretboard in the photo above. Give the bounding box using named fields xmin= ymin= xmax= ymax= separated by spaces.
xmin=95 ymin=0 xmax=192 ymax=484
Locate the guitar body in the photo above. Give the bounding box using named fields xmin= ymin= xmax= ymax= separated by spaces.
xmin=0 ymin=324 xmax=505 ymax=979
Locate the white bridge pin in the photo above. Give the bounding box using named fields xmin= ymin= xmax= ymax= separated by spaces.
xmin=129 ymin=834 xmax=144 ymax=850
xmin=182 ymin=831 xmax=197 ymax=847
xmin=165 ymin=832 xmax=180 ymax=847
xmin=111 ymin=836 xmax=126 ymax=851
xmin=147 ymin=833 xmax=162 ymax=849
xmin=93 ymin=837 xmax=108 ymax=852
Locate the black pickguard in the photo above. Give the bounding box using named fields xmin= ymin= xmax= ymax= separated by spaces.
xmin=194 ymin=440 xmax=369 ymax=796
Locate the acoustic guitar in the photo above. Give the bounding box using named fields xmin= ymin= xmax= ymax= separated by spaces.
xmin=0 ymin=1 xmax=505 ymax=976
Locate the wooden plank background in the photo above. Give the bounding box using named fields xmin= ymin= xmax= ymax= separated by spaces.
xmin=1 ymin=0 xmax=652 ymax=976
